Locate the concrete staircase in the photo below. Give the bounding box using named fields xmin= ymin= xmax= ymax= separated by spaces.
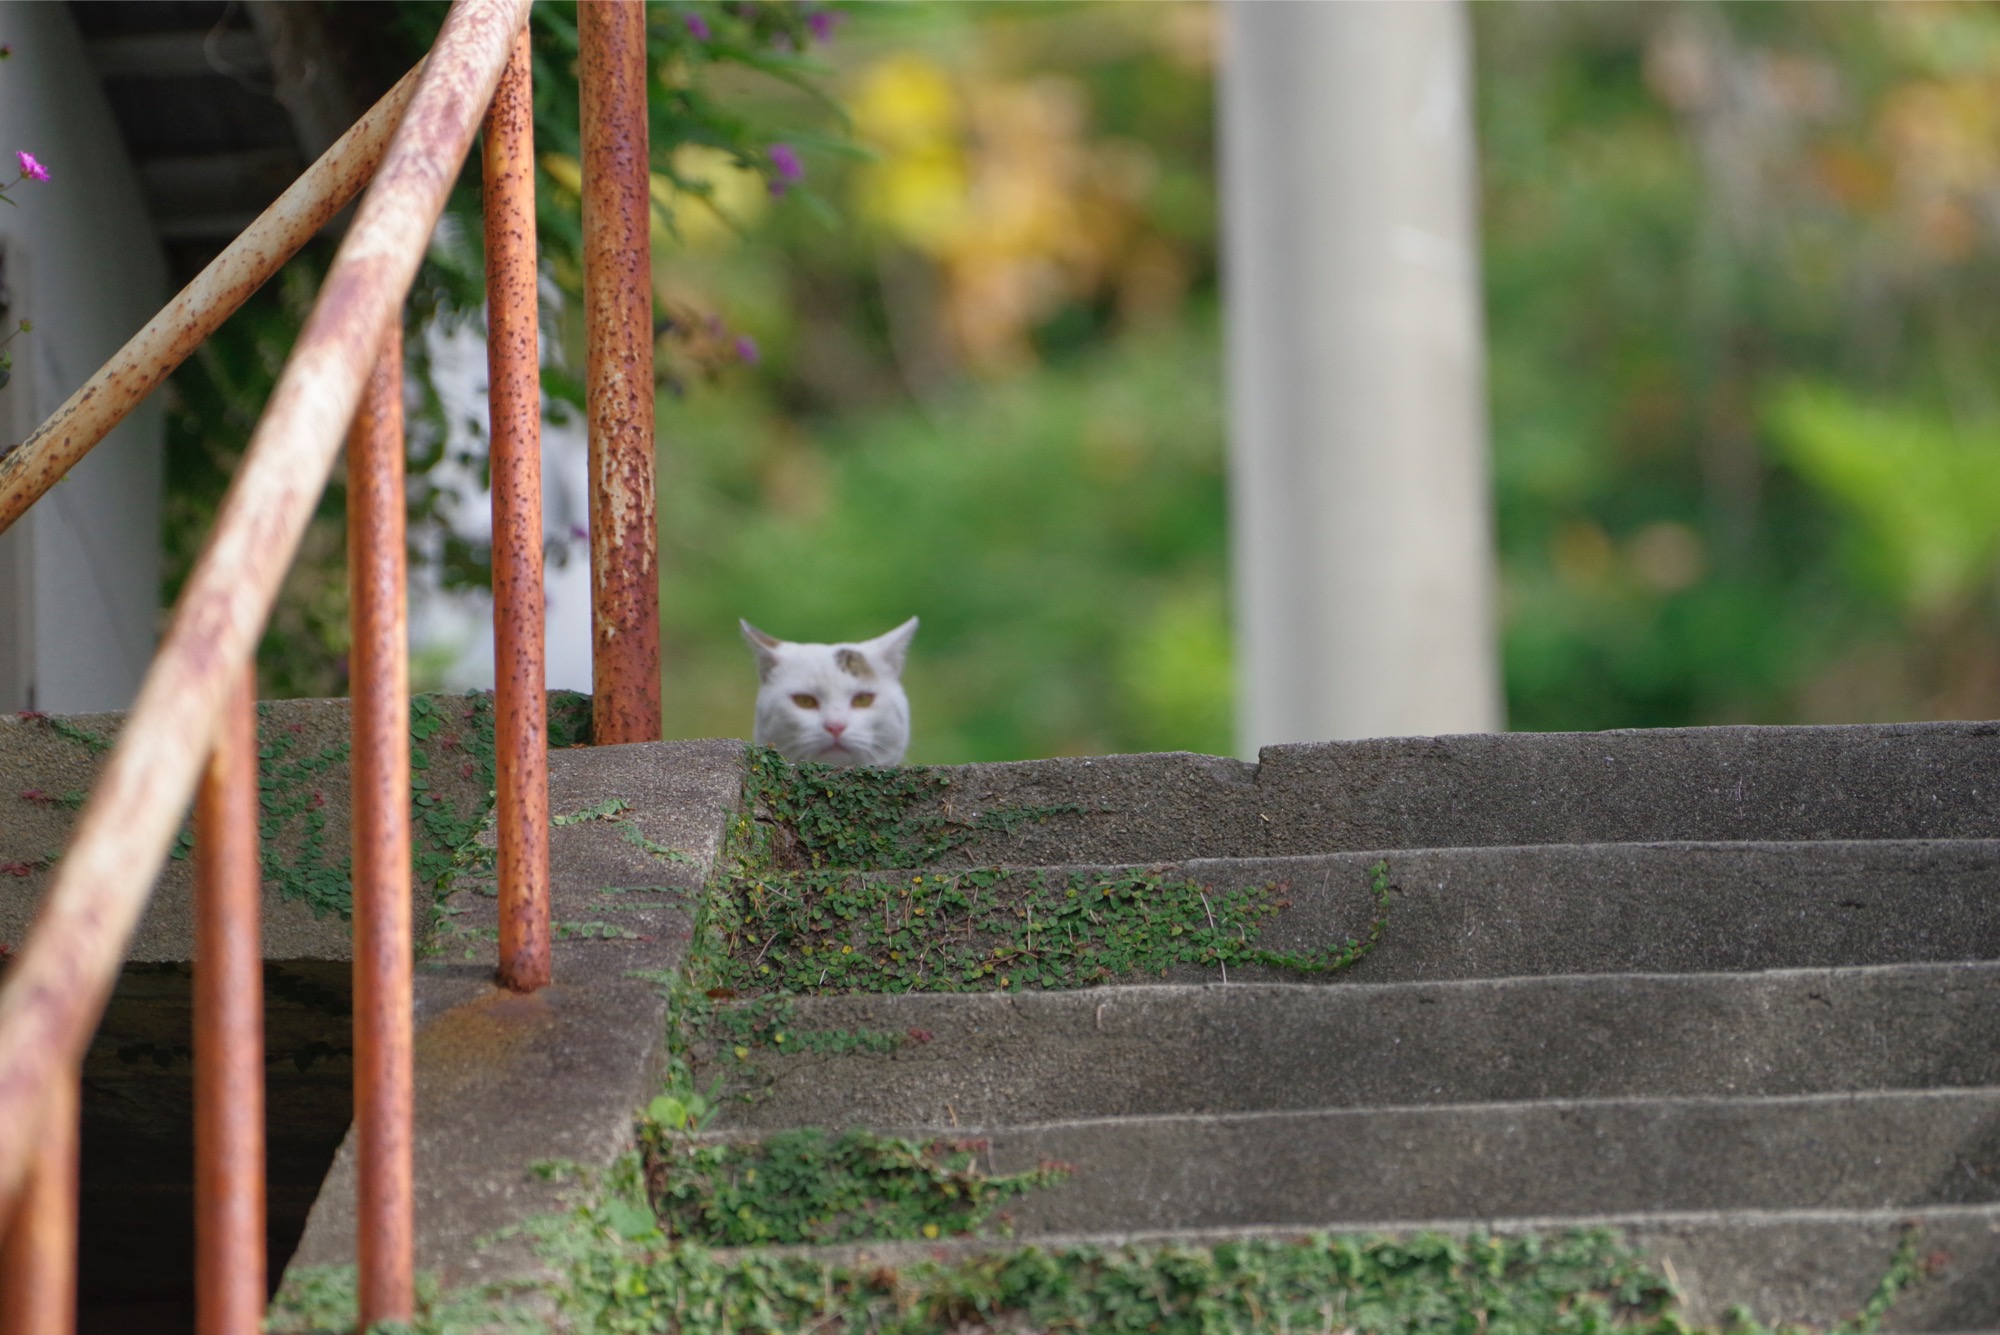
xmin=11 ymin=705 xmax=2000 ymax=1327
xmin=690 ymin=723 xmax=2000 ymax=1331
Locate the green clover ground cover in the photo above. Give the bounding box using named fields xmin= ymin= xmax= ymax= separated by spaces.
xmin=270 ymin=1180 xmax=1929 ymax=1335
xmin=153 ymin=689 xmax=592 ymax=920
xmin=722 ymin=862 xmax=1390 ymax=995
xmin=642 ymin=1127 xmax=1069 ymax=1247
xmin=719 ymin=747 xmax=1389 ymax=997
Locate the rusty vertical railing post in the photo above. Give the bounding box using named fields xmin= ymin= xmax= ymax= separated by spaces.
xmin=579 ymin=0 xmax=662 ymax=745
xmin=348 ymin=327 xmax=413 ymax=1326
xmin=484 ymin=29 xmax=552 ymax=993
xmin=0 ymin=1064 xmax=76 ymax=1335
xmin=194 ymin=666 xmax=264 ymax=1335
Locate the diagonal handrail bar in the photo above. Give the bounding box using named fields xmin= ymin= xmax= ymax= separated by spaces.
xmin=0 ymin=64 xmax=422 ymax=538
xmin=0 ymin=0 xmax=534 ymax=1220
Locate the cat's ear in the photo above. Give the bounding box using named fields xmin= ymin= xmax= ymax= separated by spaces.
xmin=740 ymin=619 xmax=784 ymax=683
xmin=862 ymin=616 xmax=919 ymax=678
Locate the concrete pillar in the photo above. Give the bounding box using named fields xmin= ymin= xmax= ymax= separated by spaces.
xmin=1222 ymin=0 xmax=1501 ymax=752
xmin=0 ymin=1 xmax=168 ymax=712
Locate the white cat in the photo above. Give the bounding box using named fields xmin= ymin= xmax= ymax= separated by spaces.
xmin=740 ymin=617 xmax=918 ymax=767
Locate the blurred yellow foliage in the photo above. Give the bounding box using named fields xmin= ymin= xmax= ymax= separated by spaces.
xmin=847 ymin=51 xmax=1165 ymax=374
xmin=1870 ymin=6 xmax=2000 ymax=261
xmin=540 ymin=145 xmax=767 ymax=252
xmin=660 ymin=144 xmax=771 ymax=250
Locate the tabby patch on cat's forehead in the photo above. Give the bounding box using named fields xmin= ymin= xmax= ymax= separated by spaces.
xmin=833 ymin=648 xmax=875 ymax=679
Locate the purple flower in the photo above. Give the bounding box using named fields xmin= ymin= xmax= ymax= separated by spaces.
xmin=684 ymin=12 xmax=711 ymax=41
xmin=14 ymin=151 xmax=47 ymax=183
xmin=734 ymin=335 xmax=761 ymax=365
xmin=568 ymin=523 xmax=590 ymax=544
xmin=807 ymin=9 xmax=843 ymax=44
xmin=767 ymin=143 xmax=803 ymax=195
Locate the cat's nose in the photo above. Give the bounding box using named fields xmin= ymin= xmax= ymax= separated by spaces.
xmin=824 ymin=720 xmax=847 ymax=737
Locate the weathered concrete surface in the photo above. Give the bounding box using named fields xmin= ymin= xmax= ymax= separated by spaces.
xmin=283 ymin=738 xmax=744 ymax=1290
xmin=708 ymin=963 xmax=2000 ymax=1130
xmin=0 ymin=695 xmax=531 ymax=960
xmin=907 ymin=722 xmax=2000 ymax=866
xmin=762 ymin=1204 xmax=2000 ymax=1332
xmin=1246 ymin=839 xmax=2000 ymax=982
xmin=843 ymin=1086 xmax=2000 ymax=1233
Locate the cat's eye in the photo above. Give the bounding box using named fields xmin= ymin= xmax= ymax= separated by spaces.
xmin=852 ymin=692 xmax=876 ymax=708
xmin=790 ymin=693 xmax=819 ymax=709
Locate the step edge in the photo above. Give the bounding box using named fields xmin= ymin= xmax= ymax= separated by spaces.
xmin=750 ymin=956 xmax=2000 ymax=1010
xmin=711 ymin=1198 xmax=2000 ymax=1264
xmin=692 ymin=1082 xmax=2000 ymax=1143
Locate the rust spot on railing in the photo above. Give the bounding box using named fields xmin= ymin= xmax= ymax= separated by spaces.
xmin=580 ymin=0 xmax=663 ymax=745
xmin=485 ymin=29 xmax=553 ymax=993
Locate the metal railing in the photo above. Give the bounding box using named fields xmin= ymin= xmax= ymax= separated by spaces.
xmin=0 ymin=1 xmax=661 ymax=1328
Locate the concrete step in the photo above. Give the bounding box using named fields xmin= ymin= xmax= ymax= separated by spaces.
xmin=704 ymin=962 xmax=2000 ymax=1131
xmin=894 ymin=722 xmax=2000 ymax=867
xmin=830 ymin=1087 xmax=2000 ymax=1236
xmin=789 ymin=840 xmax=2000 ymax=986
xmin=746 ymin=1205 xmax=2000 ymax=1333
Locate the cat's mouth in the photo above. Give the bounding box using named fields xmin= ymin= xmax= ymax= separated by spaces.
xmin=812 ymin=739 xmax=867 ymax=765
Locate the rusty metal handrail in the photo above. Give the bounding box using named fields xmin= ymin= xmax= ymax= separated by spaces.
xmin=347 ymin=325 xmax=417 ymax=1327
xmin=580 ymin=0 xmax=663 ymax=745
xmin=0 ymin=0 xmax=532 ymax=1238
xmin=192 ymin=670 xmax=263 ymax=1333
xmin=486 ymin=30 xmax=554 ymax=993
xmin=0 ymin=65 xmax=422 ymax=538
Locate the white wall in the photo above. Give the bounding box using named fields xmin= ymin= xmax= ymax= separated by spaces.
xmin=1222 ymin=0 xmax=1502 ymax=751
xmin=0 ymin=1 xmax=168 ymax=712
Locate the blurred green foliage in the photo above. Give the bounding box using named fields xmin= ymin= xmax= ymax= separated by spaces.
xmin=1481 ymin=1 xmax=2000 ymax=729
xmin=162 ymin=2 xmax=2000 ymax=757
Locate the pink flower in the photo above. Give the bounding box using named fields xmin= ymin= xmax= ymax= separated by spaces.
xmin=734 ymin=335 xmax=760 ymax=365
xmin=14 ymin=151 xmax=46 ymax=183
xmin=767 ymin=143 xmax=803 ymax=195
xmin=807 ymin=9 xmax=844 ymax=44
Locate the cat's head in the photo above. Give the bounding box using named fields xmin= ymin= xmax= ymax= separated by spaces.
xmin=740 ymin=616 xmax=918 ymax=767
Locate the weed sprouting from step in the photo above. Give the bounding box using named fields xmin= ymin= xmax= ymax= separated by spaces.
xmin=641 ymin=1127 xmax=1068 ymax=1246
xmin=719 ymin=860 xmax=1392 ymax=994
xmin=742 ymin=745 xmax=1080 ymax=871
xmin=553 ymin=795 xmax=632 ymax=826
xmin=705 ymin=993 xmax=908 ymax=1059
xmin=40 ymin=715 xmax=110 ymax=754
